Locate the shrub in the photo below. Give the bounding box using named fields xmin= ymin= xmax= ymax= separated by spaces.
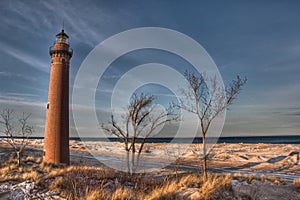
xmin=260 ymin=174 xmax=266 ymax=183
xmin=293 ymin=178 xmax=300 ymax=187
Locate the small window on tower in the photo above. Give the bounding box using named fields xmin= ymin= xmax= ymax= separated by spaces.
xmin=47 ymin=103 xmax=49 ymax=109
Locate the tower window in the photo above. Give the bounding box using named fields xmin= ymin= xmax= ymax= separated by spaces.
xmin=47 ymin=103 xmax=49 ymax=109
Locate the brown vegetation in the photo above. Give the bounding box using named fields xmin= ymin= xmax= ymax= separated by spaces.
xmin=231 ymin=172 xmax=287 ymax=185
xmin=0 ymin=157 xmax=232 ymax=200
xmin=1 ymin=145 xmax=300 ymax=199
xmin=294 ymin=178 xmax=300 ymax=188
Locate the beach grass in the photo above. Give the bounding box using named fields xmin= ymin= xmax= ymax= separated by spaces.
xmin=1 ymin=141 xmax=300 ymax=199
xmin=294 ymin=178 xmax=300 ymax=187
xmin=0 ymin=157 xmax=233 ymax=200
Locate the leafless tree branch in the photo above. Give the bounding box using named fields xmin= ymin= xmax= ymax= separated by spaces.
xmin=177 ymin=70 xmax=246 ymax=179
xmin=101 ymin=93 xmax=178 ymax=154
xmin=0 ymin=109 xmax=33 ymax=166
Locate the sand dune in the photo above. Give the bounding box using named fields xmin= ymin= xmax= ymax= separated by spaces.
xmin=1 ymin=139 xmax=299 ymax=176
xmin=1 ymin=140 xmax=300 ymax=199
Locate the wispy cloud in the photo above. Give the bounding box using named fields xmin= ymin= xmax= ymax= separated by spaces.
xmin=0 ymin=71 xmax=11 ymax=77
xmin=1 ymin=0 xmax=300 ymax=137
xmin=40 ymin=1 xmax=106 ymax=47
xmin=0 ymin=93 xmax=43 ymax=107
xmin=0 ymin=93 xmax=46 ymax=136
xmin=1 ymin=1 xmax=43 ymax=36
xmin=1 ymin=1 xmax=106 ymax=47
xmin=0 ymin=41 xmax=49 ymax=72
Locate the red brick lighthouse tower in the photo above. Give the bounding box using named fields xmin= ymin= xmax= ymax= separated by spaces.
xmin=43 ymin=29 xmax=72 ymax=165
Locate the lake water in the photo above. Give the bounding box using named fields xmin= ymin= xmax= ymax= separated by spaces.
xmin=72 ymin=135 xmax=300 ymax=144
xmin=2 ymin=135 xmax=299 ymax=144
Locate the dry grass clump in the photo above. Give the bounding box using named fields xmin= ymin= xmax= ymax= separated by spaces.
xmin=46 ymin=165 xmax=116 ymax=179
xmin=267 ymin=175 xmax=284 ymax=185
xmin=148 ymin=173 xmax=231 ymax=200
xmin=147 ymin=181 xmax=178 ymax=200
xmin=85 ymin=190 xmax=106 ymax=200
xmin=244 ymin=174 xmax=256 ymax=184
xmin=260 ymin=174 xmax=266 ymax=182
xmin=23 ymin=155 xmax=36 ymax=163
xmin=45 ymin=167 xmax=70 ymax=179
xmin=22 ymin=171 xmax=41 ymax=184
xmin=0 ymin=156 xmax=19 ymax=174
xmin=198 ymin=173 xmax=231 ymax=200
xmin=48 ymin=166 xmax=124 ymax=199
xmin=35 ymin=157 xmax=42 ymax=163
xmin=232 ymin=173 xmax=258 ymax=183
xmin=0 ymin=165 xmax=20 ymax=182
xmin=178 ymin=174 xmax=202 ymax=187
xmin=232 ymin=172 xmax=242 ymax=180
xmin=47 ymin=166 xmax=162 ymax=200
xmin=0 ymin=162 xmax=23 ymax=182
xmin=49 ymin=176 xmax=64 ymax=191
xmin=0 ymin=151 xmax=233 ymax=200
xmin=293 ymin=178 xmax=300 ymax=188
xmin=8 ymin=162 xmax=19 ymax=171
xmin=0 ymin=166 xmax=11 ymax=177
xmin=232 ymin=173 xmax=285 ymax=185
xmin=0 ymin=156 xmax=233 ymax=200
xmin=39 ymin=162 xmax=55 ymax=173
xmin=111 ymin=187 xmax=141 ymax=200
xmin=0 ymin=158 xmax=44 ymax=183
xmin=46 ymin=167 xmax=232 ymax=200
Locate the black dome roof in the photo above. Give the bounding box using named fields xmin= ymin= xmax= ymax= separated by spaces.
xmin=56 ymin=29 xmax=69 ymax=38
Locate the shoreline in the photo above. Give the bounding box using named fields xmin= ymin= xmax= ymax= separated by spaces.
xmin=1 ymin=139 xmax=299 ymax=178
xmin=1 ymin=135 xmax=300 ymax=144
xmin=1 ymin=140 xmax=300 ymax=199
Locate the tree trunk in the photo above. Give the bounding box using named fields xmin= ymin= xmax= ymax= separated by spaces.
xmin=202 ymin=136 xmax=207 ymax=180
xmin=16 ymin=151 xmax=21 ymax=166
xmin=138 ymin=138 xmax=146 ymax=154
xmin=126 ymin=151 xmax=131 ymax=174
xmin=124 ymin=139 xmax=129 ymax=151
xmin=131 ymin=137 xmax=136 ymax=153
xmin=131 ymin=152 xmax=135 ymax=173
xmin=133 ymin=153 xmax=141 ymax=173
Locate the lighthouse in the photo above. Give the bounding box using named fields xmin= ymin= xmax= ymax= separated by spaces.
xmin=43 ymin=29 xmax=72 ymax=165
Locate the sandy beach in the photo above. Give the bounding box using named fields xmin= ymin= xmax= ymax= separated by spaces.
xmin=1 ymin=139 xmax=300 ymax=199
xmin=5 ymin=139 xmax=299 ymax=177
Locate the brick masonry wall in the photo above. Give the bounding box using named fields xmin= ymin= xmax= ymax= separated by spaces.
xmin=43 ymin=40 xmax=71 ymax=165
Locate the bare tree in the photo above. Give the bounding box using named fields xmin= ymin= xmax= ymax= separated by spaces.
xmin=178 ymin=70 xmax=246 ymax=179
xmin=102 ymin=93 xmax=178 ymax=154
xmin=0 ymin=109 xmax=33 ymax=166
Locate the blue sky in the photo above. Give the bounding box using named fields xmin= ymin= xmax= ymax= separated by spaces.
xmin=0 ymin=0 xmax=299 ymax=137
